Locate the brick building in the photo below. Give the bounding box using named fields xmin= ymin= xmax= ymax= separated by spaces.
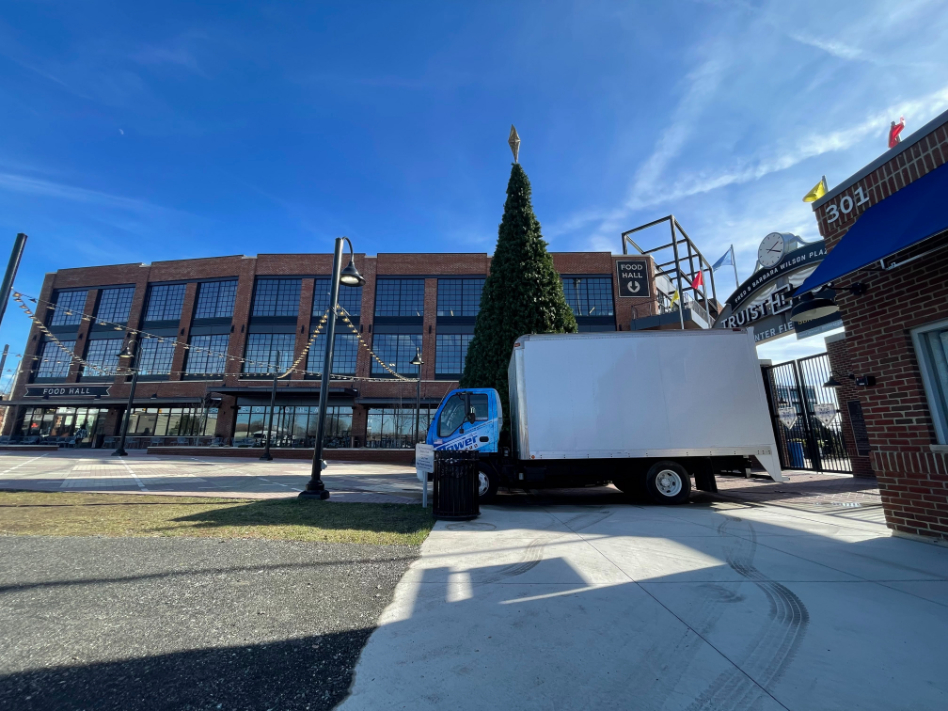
xmin=2 ymin=251 xmax=667 ymax=454
xmin=801 ymin=109 xmax=948 ymax=540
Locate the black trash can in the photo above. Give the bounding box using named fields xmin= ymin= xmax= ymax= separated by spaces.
xmin=433 ymin=450 xmax=480 ymax=521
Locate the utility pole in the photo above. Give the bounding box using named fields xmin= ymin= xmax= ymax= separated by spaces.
xmin=0 ymin=234 xmax=27 ymax=329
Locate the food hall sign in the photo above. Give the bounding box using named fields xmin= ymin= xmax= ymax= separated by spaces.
xmin=616 ymin=259 xmax=651 ymax=297
xmin=25 ymin=386 xmax=111 ymax=398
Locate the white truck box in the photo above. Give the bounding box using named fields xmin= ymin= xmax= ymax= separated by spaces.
xmin=507 ymin=329 xmax=784 ymax=482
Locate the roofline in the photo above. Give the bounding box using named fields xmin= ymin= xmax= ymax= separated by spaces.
xmin=812 ymin=107 xmax=948 ymax=210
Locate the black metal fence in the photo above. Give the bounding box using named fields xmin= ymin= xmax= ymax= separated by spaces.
xmin=762 ymin=352 xmax=851 ymax=473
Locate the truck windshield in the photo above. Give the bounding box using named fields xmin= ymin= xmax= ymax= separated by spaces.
xmin=437 ymin=392 xmax=490 ymax=437
xmin=438 ymin=395 xmax=466 ymax=437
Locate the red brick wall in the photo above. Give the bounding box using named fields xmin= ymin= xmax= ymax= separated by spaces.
xmin=825 ymin=335 xmax=874 ymax=478
xmin=812 ymin=117 xmax=948 ymax=539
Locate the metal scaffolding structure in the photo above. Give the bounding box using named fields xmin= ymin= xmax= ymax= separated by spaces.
xmin=621 ymin=215 xmax=718 ymax=329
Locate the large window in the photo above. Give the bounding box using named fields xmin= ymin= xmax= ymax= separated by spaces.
xmin=370 ymin=333 xmax=422 ymax=376
xmin=914 ymin=320 xmax=948 ymax=444
xmin=307 ymin=333 xmax=359 ymax=376
xmin=366 ymin=407 xmax=434 ymax=448
xmin=138 ymin=338 xmax=176 ymax=376
xmin=437 ymin=278 xmax=484 ymax=317
xmin=128 ymin=407 xmax=216 ymax=437
xmin=35 ymin=340 xmax=75 ymax=379
xmin=50 ymin=291 xmax=86 ymax=326
xmin=243 ymin=333 xmax=296 ymax=374
xmin=83 ymin=339 xmax=124 ymax=376
xmin=374 ymin=279 xmax=425 ymax=317
xmin=313 ymin=278 xmax=362 ymax=317
xmin=144 ymin=284 xmax=187 ymax=322
xmin=19 ymin=406 xmax=103 ymax=443
xmin=96 ymin=287 xmax=135 ymax=324
xmin=561 ymin=277 xmax=615 ymax=317
xmin=252 ymin=278 xmax=302 ymax=317
xmin=435 ymin=334 xmax=473 ymax=376
xmin=234 ymin=406 xmax=352 ymax=447
xmin=186 ymin=334 xmax=230 ymax=375
xmin=194 ymin=281 xmax=238 ymax=319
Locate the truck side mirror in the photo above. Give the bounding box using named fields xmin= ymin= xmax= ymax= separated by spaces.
xmin=467 ymin=407 xmax=477 ymax=424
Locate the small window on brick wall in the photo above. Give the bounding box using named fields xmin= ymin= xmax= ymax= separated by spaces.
xmin=913 ymin=319 xmax=948 ymax=445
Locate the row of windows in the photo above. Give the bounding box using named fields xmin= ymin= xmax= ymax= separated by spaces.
xmin=35 ymin=330 xmax=476 ymax=380
xmin=50 ymin=275 xmax=614 ymax=329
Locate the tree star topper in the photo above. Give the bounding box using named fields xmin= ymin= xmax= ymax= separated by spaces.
xmin=508 ymin=125 xmax=521 ymax=163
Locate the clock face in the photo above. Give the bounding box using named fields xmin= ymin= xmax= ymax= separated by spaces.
xmin=758 ymin=233 xmax=785 ymax=268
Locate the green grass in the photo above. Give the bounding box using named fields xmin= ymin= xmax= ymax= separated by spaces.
xmin=0 ymin=491 xmax=434 ymax=546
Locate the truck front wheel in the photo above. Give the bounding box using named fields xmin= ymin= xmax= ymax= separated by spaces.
xmin=477 ymin=463 xmax=499 ymax=503
xmin=645 ymin=461 xmax=691 ymax=505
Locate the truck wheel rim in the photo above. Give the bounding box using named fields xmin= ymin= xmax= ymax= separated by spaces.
xmin=478 ymin=472 xmax=490 ymax=497
xmin=656 ymin=470 xmax=682 ymax=497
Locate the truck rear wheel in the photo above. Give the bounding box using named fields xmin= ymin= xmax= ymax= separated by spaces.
xmin=645 ymin=461 xmax=691 ymax=505
xmin=477 ymin=463 xmax=499 ymax=503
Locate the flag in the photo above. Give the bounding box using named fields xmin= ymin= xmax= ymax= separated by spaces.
xmin=691 ymin=271 xmax=704 ymax=289
xmin=803 ymin=176 xmax=827 ymax=203
xmin=669 ymin=290 xmax=680 ymax=304
xmin=711 ymin=246 xmax=734 ymax=270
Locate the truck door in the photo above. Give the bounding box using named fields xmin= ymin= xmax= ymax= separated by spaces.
xmin=432 ymin=391 xmax=497 ymax=452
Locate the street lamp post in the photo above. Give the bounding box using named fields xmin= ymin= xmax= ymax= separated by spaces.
xmin=112 ymin=338 xmax=142 ymax=457
xmin=300 ymin=236 xmax=364 ymax=500
xmin=410 ymin=350 xmax=424 ymax=443
xmin=260 ymin=350 xmax=281 ymax=461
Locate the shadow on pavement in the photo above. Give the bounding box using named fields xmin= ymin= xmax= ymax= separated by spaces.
xmin=1 ymin=629 xmax=372 ymax=711
xmin=167 ymin=498 xmax=432 ymax=537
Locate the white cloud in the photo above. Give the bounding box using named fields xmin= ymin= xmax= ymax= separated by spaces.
xmin=0 ymin=172 xmax=187 ymax=218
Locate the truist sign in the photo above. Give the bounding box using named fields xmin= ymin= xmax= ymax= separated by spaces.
xmin=25 ymin=386 xmax=111 ymax=398
xmin=714 ymin=235 xmax=842 ymax=344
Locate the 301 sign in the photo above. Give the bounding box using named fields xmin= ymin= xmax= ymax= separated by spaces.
xmin=825 ymin=186 xmax=870 ymax=223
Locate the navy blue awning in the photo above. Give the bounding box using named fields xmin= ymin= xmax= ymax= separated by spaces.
xmin=797 ymin=162 xmax=948 ymax=293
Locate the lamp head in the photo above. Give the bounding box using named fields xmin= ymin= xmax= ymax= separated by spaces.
xmin=340 ymin=259 xmax=365 ymax=287
xmin=118 ymin=340 xmax=136 ymax=359
xmin=410 ymin=351 xmax=424 ymax=367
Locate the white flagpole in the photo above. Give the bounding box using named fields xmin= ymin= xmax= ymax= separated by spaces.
xmin=730 ymin=244 xmax=739 ymax=290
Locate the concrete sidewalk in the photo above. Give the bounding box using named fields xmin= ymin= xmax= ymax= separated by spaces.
xmin=340 ymin=499 xmax=948 ymax=711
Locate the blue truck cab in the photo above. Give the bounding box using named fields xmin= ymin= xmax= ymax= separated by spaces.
xmin=426 ymin=388 xmax=502 ymax=453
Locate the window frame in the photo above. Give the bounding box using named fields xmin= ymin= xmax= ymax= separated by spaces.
xmin=49 ymin=290 xmax=87 ymax=327
xmin=144 ymin=283 xmax=187 ymax=323
xmin=912 ymin=317 xmax=948 ymax=445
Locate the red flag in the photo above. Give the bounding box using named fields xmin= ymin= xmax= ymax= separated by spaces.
xmin=691 ymin=271 xmax=704 ymax=289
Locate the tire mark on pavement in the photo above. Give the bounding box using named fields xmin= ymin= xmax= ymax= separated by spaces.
xmin=686 ymin=519 xmax=809 ymax=711
xmin=474 ymin=539 xmax=546 ymax=585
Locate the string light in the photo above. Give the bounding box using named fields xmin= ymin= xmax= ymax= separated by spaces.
xmin=11 ymin=291 xmax=420 ymax=384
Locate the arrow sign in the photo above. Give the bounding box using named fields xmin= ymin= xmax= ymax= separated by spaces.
xmin=616 ymin=259 xmax=650 ymax=298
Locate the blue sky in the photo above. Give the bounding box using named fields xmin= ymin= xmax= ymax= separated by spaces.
xmin=1 ymin=0 xmax=947 ymax=384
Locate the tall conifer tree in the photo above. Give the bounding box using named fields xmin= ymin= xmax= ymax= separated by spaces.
xmin=461 ymin=163 xmax=577 ymax=432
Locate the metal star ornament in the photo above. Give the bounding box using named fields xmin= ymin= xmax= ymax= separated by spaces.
xmin=508 ymin=125 xmax=521 ymax=163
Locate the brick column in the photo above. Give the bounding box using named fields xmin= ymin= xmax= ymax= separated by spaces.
xmin=422 ymin=278 xmax=437 ymax=380
xmin=226 ymin=258 xmax=258 ymax=385
xmin=169 ymin=282 xmax=198 ymax=381
xmin=293 ymin=279 xmax=314 ymax=380
xmin=356 ymin=256 xmax=376 ymax=379
xmin=826 ymin=333 xmax=874 ymax=478
xmin=68 ymin=288 xmax=99 ymax=382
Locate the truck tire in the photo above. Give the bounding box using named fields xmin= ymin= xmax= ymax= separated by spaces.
xmin=644 ymin=461 xmax=691 ymax=505
xmin=477 ymin=463 xmax=499 ymax=503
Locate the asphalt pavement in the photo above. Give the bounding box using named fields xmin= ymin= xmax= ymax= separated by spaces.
xmin=0 ymin=536 xmax=417 ymax=711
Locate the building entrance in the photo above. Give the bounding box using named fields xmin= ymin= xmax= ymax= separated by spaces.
xmin=762 ymin=353 xmax=852 ymax=473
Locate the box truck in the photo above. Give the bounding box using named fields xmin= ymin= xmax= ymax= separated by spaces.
xmin=425 ymin=329 xmax=783 ymax=504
